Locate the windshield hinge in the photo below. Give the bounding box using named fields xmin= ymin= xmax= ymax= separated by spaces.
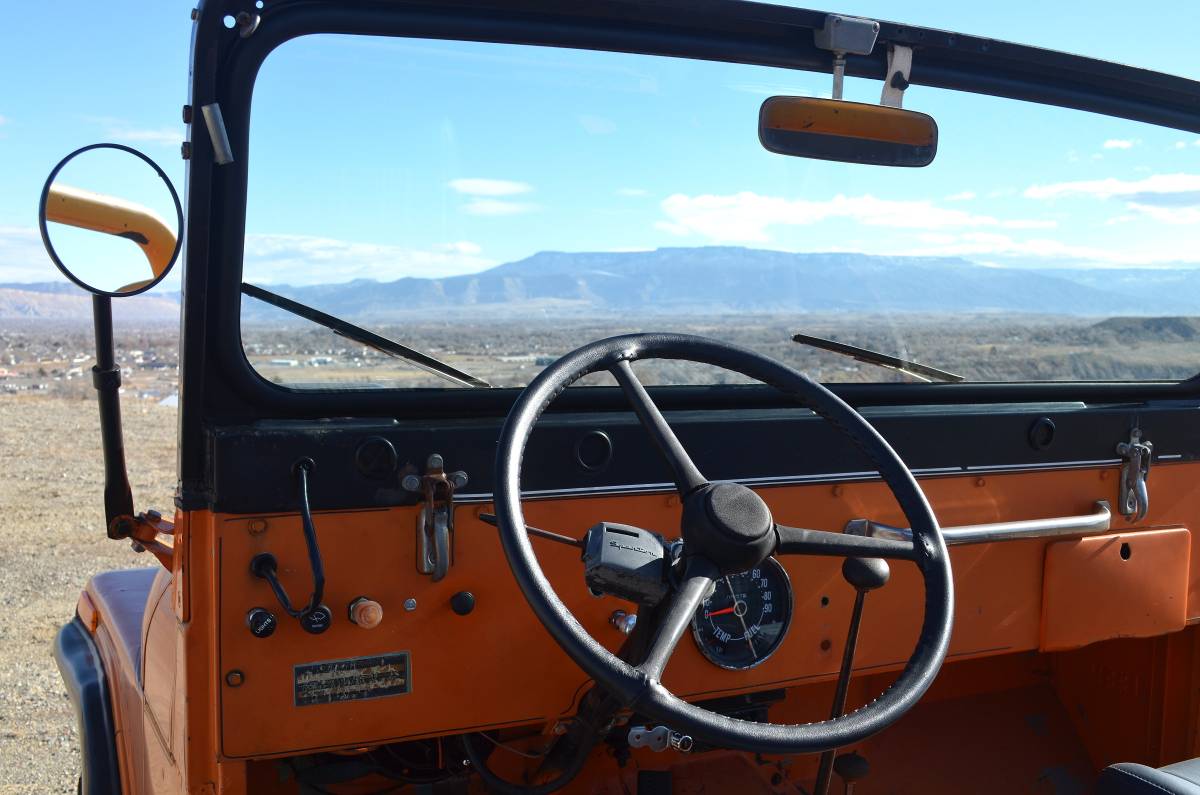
xmin=1116 ymin=429 xmax=1152 ymax=522
xmin=814 ymin=14 xmax=880 ymax=100
xmin=201 ymin=103 xmax=234 ymax=165
xmin=403 ymin=454 xmax=467 ymax=582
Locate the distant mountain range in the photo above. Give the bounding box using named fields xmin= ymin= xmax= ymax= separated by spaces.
xmin=5 ymin=247 xmax=1200 ymax=322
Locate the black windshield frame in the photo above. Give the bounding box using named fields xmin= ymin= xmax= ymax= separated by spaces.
xmin=177 ymin=0 xmax=1200 ymax=502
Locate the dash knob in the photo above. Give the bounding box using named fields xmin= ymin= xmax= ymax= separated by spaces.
xmin=246 ymin=607 xmax=277 ymax=638
xmin=349 ymin=597 xmax=384 ymax=629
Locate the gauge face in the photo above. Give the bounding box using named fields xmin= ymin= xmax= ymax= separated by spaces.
xmin=690 ymin=557 xmax=793 ymax=670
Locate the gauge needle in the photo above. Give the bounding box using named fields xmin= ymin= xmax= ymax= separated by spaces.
xmin=724 ymin=576 xmax=758 ymax=661
xmin=705 ymin=606 xmax=737 ymax=618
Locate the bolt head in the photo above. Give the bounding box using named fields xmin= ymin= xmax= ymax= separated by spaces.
xmin=403 ymin=598 xmax=418 ymax=612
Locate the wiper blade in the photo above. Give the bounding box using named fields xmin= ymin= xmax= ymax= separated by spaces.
xmin=791 ymin=332 xmax=964 ymax=383
xmin=242 ymin=282 xmax=491 ymax=388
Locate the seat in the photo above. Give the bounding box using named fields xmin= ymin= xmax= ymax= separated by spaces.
xmin=86 ymin=567 xmax=159 ymax=685
xmin=1098 ymin=760 xmax=1200 ymax=794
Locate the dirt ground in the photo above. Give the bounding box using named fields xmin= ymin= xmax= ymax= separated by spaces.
xmin=0 ymin=395 xmax=176 ymax=794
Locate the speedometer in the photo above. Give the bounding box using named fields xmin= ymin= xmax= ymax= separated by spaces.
xmin=690 ymin=557 xmax=793 ymax=670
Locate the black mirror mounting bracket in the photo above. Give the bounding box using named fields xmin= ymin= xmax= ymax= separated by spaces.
xmin=90 ymin=294 xmax=137 ymax=539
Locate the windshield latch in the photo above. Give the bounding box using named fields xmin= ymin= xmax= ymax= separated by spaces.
xmin=1116 ymin=429 xmax=1153 ymax=522
xmin=403 ymin=454 xmax=468 ymax=581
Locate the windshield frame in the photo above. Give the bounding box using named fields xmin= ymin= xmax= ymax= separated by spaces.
xmin=179 ymin=0 xmax=1200 ymax=494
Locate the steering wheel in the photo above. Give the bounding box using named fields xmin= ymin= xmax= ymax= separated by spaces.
xmin=494 ymin=333 xmax=954 ymax=754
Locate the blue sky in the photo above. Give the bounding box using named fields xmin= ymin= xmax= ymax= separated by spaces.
xmin=3 ymin=2 xmax=1199 ymax=287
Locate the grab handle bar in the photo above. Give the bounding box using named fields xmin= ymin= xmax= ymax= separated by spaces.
xmin=845 ymin=500 xmax=1111 ymax=546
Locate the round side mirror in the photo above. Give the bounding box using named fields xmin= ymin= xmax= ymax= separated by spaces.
xmin=38 ymin=143 xmax=183 ymax=297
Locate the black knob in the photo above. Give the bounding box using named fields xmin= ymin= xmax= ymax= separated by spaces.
xmin=249 ymin=552 xmax=278 ymax=579
xmin=842 ymin=557 xmax=890 ymax=592
xmin=246 ymin=607 xmax=277 ymax=638
xmin=451 ymin=591 xmax=476 ymax=616
xmin=833 ymin=752 xmax=870 ymax=782
xmin=300 ymin=604 xmax=333 ymax=635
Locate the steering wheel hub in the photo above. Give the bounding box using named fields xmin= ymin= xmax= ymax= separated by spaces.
xmin=683 ymin=482 xmax=776 ymax=573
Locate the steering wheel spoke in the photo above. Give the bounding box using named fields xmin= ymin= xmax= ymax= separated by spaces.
xmin=637 ymin=555 xmax=719 ymax=681
xmin=774 ymin=524 xmax=920 ymax=562
xmin=610 ymin=358 xmax=707 ymax=495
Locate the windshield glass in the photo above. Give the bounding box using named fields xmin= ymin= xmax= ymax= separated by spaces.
xmin=242 ymin=35 xmax=1200 ymax=389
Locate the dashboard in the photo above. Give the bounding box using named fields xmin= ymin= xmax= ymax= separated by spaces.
xmin=205 ymin=463 xmax=1193 ymax=759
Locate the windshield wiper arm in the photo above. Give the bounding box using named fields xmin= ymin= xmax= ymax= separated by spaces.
xmin=242 ymin=282 xmax=491 ymax=388
xmin=791 ymin=332 xmax=964 ymax=383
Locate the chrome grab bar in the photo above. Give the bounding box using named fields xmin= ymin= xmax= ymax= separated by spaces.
xmin=844 ymin=500 xmax=1111 ymax=546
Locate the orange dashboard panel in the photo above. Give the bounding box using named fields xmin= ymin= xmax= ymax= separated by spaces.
xmin=1041 ymin=527 xmax=1191 ymax=652
xmin=212 ymin=465 xmax=1200 ymax=758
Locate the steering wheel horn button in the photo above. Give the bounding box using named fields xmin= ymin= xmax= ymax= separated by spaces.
xmin=582 ymin=522 xmax=669 ymax=605
xmin=683 ymin=482 xmax=776 ymax=574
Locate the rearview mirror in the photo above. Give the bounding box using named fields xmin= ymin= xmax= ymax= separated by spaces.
xmin=38 ymin=143 xmax=182 ymax=296
xmin=759 ymin=97 xmax=937 ymax=167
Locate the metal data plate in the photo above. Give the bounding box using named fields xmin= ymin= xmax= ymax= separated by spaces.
xmin=294 ymin=652 xmax=411 ymax=707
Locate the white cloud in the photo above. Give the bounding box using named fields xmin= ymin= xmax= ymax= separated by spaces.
xmin=579 ymin=115 xmax=616 ymax=135
xmin=82 ymin=116 xmax=178 ymax=147
xmin=438 ymin=241 xmax=482 ymax=255
xmin=906 ymin=230 xmax=1193 ymax=267
xmin=1125 ymin=203 xmax=1200 ymax=225
xmin=909 ymin=231 xmax=1114 ymax=262
xmin=727 ymin=82 xmax=817 ymax=97
xmin=243 ymin=233 xmax=493 ymax=285
xmin=111 ymin=127 xmax=179 ymax=146
xmin=617 ymin=188 xmax=648 ymax=197
xmin=945 ymin=191 xmax=976 ymax=202
xmin=655 ymin=191 xmax=1054 ymax=244
xmin=1102 ymin=139 xmax=1138 ymax=150
xmin=462 ymin=199 xmax=536 ymax=216
xmin=1025 ymin=173 xmax=1200 ymax=200
xmin=0 ymin=226 xmax=57 ymax=282
xmin=448 ymin=178 xmax=532 ymax=197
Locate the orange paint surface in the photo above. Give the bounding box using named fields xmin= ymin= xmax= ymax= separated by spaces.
xmin=1042 ymin=527 xmax=1190 ymax=651
xmin=79 ymin=462 xmax=1200 ymax=791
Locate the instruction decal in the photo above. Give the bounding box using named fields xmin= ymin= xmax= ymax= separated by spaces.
xmin=294 ymin=652 xmax=410 ymax=706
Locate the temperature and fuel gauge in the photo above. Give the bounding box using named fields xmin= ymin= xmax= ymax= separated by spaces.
xmin=690 ymin=557 xmax=793 ymax=670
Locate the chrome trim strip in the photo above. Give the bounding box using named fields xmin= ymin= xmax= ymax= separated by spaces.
xmin=456 ymin=458 xmax=1140 ymax=503
xmin=964 ymin=458 xmax=1121 ymax=471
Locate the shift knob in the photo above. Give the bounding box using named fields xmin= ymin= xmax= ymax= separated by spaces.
xmin=834 ymin=752 xmax=870 ymax=794
xmin=842 ymin=557 xmax=890 ymax=592
xmin=349 ymin=597 xmax=384 ymax=629
xmin=833 ymin=752 xmax=870 ymax=782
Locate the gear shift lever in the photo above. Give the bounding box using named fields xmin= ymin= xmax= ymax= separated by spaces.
xmin=813 ymin=557 xmax=890 ymax=795
xmin=833 ymin=751 xmax=870 ymax=794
